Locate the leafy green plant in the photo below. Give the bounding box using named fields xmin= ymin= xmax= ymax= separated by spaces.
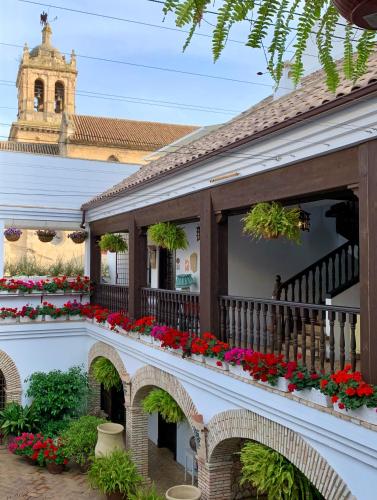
xmin=88 ymin=449 xmax=142 ymax=496
xmin=98 ymin=233 xmax=128 ymax=253
xmin=39 ymin=418 xmax=72 ymax=438
xmin=0 ymin=402 xmax=39 ymax=436
xmin=240 ymin=442 xmax=323 ymax=500
xmin=242 ymin=202 xmax=301 ymax=244
xmin=25 ymin=366 xmax=89 ymax=423
xmin=162 ymin=0 xmax=377 ymax=91
xmin=147 ymin=222 xmax=188 ymax=251
xmin=142 ymin=388 xmax=184 ymax=423
xmin=4 ymin=255 xmax=84 ymax=277
xmin=92 ymin=357 xmax=122 ymax=391
xmin=129 ymin=485 xmax=165 ymax=500
xmin=62 ymin=415 xmax=107 ymax=467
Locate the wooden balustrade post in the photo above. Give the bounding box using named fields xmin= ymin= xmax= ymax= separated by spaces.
xmin=199 ymin=192 xmax=228 ymax=334
xmin=358 ymin=140 xmax=377 ymax=384
xmin=128 ymin=218 xmax=148 ymax=320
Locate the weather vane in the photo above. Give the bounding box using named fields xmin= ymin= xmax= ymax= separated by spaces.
xmin=40 ymin=11 xmax=48 ymax=26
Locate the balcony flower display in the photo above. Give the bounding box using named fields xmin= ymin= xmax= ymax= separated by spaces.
xmin=150 ymin=325 xmax=171 ymax=344
xmin=4 ymin=227 xmax=22 ymax=242
xmin=68 ymin=230 xmax=87 ymax=244
xmin=129 ymin=316 xmax=156 ymax=335
xmin=242 ymin=351 xmax=286 ymax=387
xmin=62 ymin=300 xmax=83 ymax=320
xmin=224 ymin=348 xmax=254 ymax=377
xmin=16 ymin=280 xmax=36 ymax=294
xmin=106 ymin=312 xmax=131 ymax=331
xmin=284 ymin=359 xmax=320 ymax=393
xmin=17 ymin=305 xmax=39 ymax=321
xmin=0 ymin=276 xmax=92 ymax=294
xmin=0 ymin=307 xmax=18 ymax=324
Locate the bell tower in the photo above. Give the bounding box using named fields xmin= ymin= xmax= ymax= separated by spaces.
xmin=9 ymin=19 xmax=77 ymax=143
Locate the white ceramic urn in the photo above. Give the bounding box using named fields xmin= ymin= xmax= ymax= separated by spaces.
xmin=94 ymin=422 xmax=126 ymax=457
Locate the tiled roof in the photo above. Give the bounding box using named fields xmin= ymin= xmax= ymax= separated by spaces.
xmin=83 ymin=52 xmax=377 ymax=209
xmin=0 ymin=141 xmax=60 ymax=155
xmin=68 ymin=115 xmax=198 ymax=151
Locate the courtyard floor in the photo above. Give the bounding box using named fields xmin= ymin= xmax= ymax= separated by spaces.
xmin=0 ymin=441 xmax=190 ymax=499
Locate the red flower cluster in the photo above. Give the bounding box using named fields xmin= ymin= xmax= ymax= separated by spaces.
xmin=107 ymin=312 xmax=131 ymax=331
xmin=284 ymin=360 xmax=320 ymax=393
xmin=129 ymin=316 xmax=156 ymax=334
xmin=243 ymin=352 xmax=285 ymax=385
xmin=0 ymin=307 xmax=17 ymax=319
xmin=190 ymin=332 xmax=229 ymax=359
xmin=8 ymin=433 xmax=68 ymax=466
xmin=0 ymin=276 xmax=92 ymax=294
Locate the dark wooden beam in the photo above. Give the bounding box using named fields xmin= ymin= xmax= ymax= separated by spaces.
xmin=90 ymin=214 xmax=132 ymax=236
xmin=359 ymin=140 xmax=377 ymax=384
xmin=200 ymin=192 xmax=228 ymax=334
xmin=89 ymin=233 xmax=101 ymax=300
xmin=128 ymin=217 xmax=148 ymax=320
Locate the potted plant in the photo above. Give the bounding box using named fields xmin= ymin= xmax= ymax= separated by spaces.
xmin=129 ymin=485 xmax=164 ymax=500
xmin=285 ymin=360 xmax=331 ymax=408
xmin=4 ymin=227 xmax=22 ymax=242
xmin=242 ymin=202 xmax=301 ymax=243
xmin=0 ymin=307 xmax=18 ymax=324
xmin=88 ymin=449 xmax=142 ymax=500
xmin=92 ymin=357 xmax=122 ymax=392
xmin=166 ymin=486 xmax=201 ymax=500
xmin=44 ymin=437 xmax=69 ymax=474
xmin=0 ymin=402 xmax=39 ymax=439
xmin=129 ymin=316 xmax=156 ymax=341
xmin=147 ymin=222 xmax=188 ymax=251
xmin=242 ymin=352 xmax=289 ymax=391
xmin=99 ymin=233 xmax=128 ymax=253
xmin=68 ymin=230 xmax=88 ymax=244
xmin=17 ymin=305 xmax=39 ymax=322
xmin=224 ymin=348 xmax=253 ymax=379
xmin=61 ymin=415 xmax=106 ymax=472
xmin=142 ymin=389 xmax=184 ymax=424
xmin=36 ymin=229 xmax=56 ymax=243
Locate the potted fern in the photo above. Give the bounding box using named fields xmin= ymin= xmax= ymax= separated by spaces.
xmin=142 ymin=389 xmax=184 ymax=423
xmin=92 ymin=357 xmax=122 ymax=391
xmin=242 ymin=202 xmax=301 ymax=244
xmin=99 ymin=233 xmax=128 ymax=253
xmin=147 ymin=222 xmax=188 ymax=251
xmin=88 ymin=450 xmax=142 ymax=500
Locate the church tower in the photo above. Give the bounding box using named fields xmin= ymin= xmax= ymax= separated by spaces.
xmin=9 ymin=22 xmax=77 ymax=143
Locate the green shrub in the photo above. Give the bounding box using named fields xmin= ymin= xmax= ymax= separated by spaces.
xmin=240 ymin=442 xmax=323 ymax=500
xmin=142 ymin=389 xmax=184 ymax=423
xmin=98 ymin=233 xmax=128 ymax=253
xmin=129 ymin=485 xmax=164 ymax=500
xmin=242 ymin=202 xmax=301 ymax=244
xmin=39 ymin=418 xmax=72 ymax=438
xmin=92 ymin=357 xmax=122 ymax=391
xmin=88 ymin=450 xmax=142 ymax=496
xmin=0 ymin=402 xmax=39 ymax=436
xmin=25 ymin=366 xmax=89 ymax=423
xmin=4 ymin=255 xmax=84 ymax=277
xmin=62 ymin=415 xmax=106 ymax=467
xmin=147 ymin=222 xmax=188 ymax=251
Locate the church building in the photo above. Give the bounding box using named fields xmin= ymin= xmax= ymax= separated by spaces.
xmin=4 ymin=21 xmax=198 ymax=164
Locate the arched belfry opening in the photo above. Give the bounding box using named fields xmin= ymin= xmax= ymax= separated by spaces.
xmin=34 ymin=79 xmax=44 ymax=111
xmin=55 ymin=81 xmax=64 ymax=113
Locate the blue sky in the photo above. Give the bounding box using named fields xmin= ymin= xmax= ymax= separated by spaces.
xmin=0 ymin=0 xmax=328 ymax=140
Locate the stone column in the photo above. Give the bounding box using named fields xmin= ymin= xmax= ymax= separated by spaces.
xmin=0 ymin=220 xmax=5 ymax=277
xmin=197 ymin=458 xmax=233 ymax=500
xmin=125 ymin=404 xmax=149 ymax=478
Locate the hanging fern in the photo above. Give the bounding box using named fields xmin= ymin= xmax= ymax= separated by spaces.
xmin=162 ymin=0 xmax=377 ymax=91
xmin=240 ymin=442 xmax=323 ymax=500
xmin=147 ymin=222 xmax=188 ymax=251
xmin=92 ymin=357 xmax=122 ymax=391
xmin=142 ymin=389 xmax=185 ymax=423
xmin=98 ymin=233 xmax=128 ymax=253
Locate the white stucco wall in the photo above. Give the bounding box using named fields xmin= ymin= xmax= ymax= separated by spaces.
xmin=228 ymin=204 xmax=345 ymax=299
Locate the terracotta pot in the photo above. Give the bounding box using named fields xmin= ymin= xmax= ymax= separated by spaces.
xmin=166 ymin=485 xmax=201 ymax=500
xmin=333 ymin=0 xmax=377 ymax=29
xmin=107 ymin=492 xmax=126 ymax=500
xmin=47 ymin=462 xmax=64 ymax=474
xmin=95 ymin=423 xmax=125 ymax=457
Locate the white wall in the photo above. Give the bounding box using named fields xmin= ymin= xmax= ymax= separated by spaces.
xmin=228 ymin=204 xmax=345 ymax=299
xmin=176 ymin=418 xmax=195 ymax=469
xmin=176 ymin=222 xmax=200 ymax=292
xmin=148 ymin=412 xmax=158 ymax=445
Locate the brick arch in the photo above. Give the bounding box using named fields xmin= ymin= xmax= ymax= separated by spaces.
xmin=130 ymin=365 xmax=199 ymax=425
xmin=0 ymin=350 xmax=22 ymax=404
xmin=206 ymin=409 xmax=353 ymax=500
xmin=88 ymin=342 xmax=130 ymax=384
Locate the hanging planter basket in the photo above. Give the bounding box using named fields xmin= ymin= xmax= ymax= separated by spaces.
xmin=147 ymin=222 xmax=188 ymax=251
xmin=4 ymin=228 xmax=22 ymax=242
xmin=68 ymin=230 xmax=87 ymax=244
xmin=333 ymin=0 xmax=377 ymax=30
xmin=36 ymin=229 xmax=56 ymax=243
xmin=98 ymin=233 xmax=128 ymax=253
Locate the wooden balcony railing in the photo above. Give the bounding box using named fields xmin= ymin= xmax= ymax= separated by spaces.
xmin=141 ymin=287 xmax=200 ymax=335
xmin=219 ymin=295 xmax=360 ymax=373
xmin=93 ymin=284 xmax=129 ymax=313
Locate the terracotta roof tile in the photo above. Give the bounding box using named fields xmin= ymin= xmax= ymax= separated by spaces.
xmin=0 ymin=141 xmax=60 ymax=155
xmin=83 ymin=52 xmax=377 ymax=209
xmin=69 ymin=115 xmax=198 ymax=151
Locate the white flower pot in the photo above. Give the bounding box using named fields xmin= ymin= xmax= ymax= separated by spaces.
xmin=68 ymin=315 xmax=84 ymax=321
xmin=0 ymin=290 xmax=9 ymax=294
xmin=36 ymin=315 xmax=44 ymax=322
xmin=153 ymin=338 xmax=163 ymax=347
xmin=95 ymin=423 xmax=125 ymax=457
xmin=19 ymin=316 xmax=34 ymax=323
xmin=228 ymin=364 xmax=250 ymax=380
xmin=205 ymin=357 xmax=229 ymax=371
xmin=86 ymin=317 xmax=94 ymax=323
xmin=190 ymin=354 xmax=205 ymax=363
xmin=259 ymin=377 xmax=289 ymax=392
xmin=141 ymin=335 xmax=153 ymax=344
xmin=0 ymin=317 xmax=17 ymax=325
xmin=294 ymin=388 xmax=332 ymax=408
xmin=334 ymin=405 xmax=377 ymax=425
xmin=57 ymin=315 xmax=68 ymax=321
xmin=128 ymin=331 xmax=140 ymax=340
xmin=166 ymin=485 xmax=201 ymax=500
xmin=32 ymin=290 xmax=41 ymax=294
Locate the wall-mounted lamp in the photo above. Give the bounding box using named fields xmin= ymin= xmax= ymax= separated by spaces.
xmin=298 ymin=209 xmax=311 ymax=232
xmin=196 ymin=225 xmax=200 ymax=241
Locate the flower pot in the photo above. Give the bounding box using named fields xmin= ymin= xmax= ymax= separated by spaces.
xmin=68 ymin=315 xmax=84 ymax=321
xmin=95 ymin=423 xmax=125 ymax=457
xmin=153 ymin=338 xmax=163 ymax=347
xmin=37 ymin=234 xmax=55 ymax=243
xmin=4 ymin=233 xmax=21 ymax=242
xmin=107 ymin=492 xmax=126 ymax=500
xmin=334 ymin=405 xmax=377 ymax=425
xmin=69 ymin=233 xmax=87 ymax=244
xmin=20 ymin=316 xmax=35 ymax=323
xmin=36 ymin=315 xmax=44 ymax=322
xmin=128 ymin=331 xmax=140 ymax=340
xmin=258 ymin=377 xmax=289 ymax=392
xmin=294 ymin=388 xmax=332 ymax=408
xmin=166 ymin=485 xmax=201 ymax=500
xmin=205 ymin=357 xmax=229 ymax=371
xmin=333 ymin=0 xmax=377 ymax=30
xmin=0 ymin=318 xmax=17 ymax=325
xmin=47 ymin=462 xmax=64 ymax=474
xmin=228 ymin=364 xmax=250 ymax=380
xmin=190 ymin=354 xmax=204 ymax=363
xmin=0 ymin=290 xmax=9 ymax=294
xmin=141 ymin=335 xmax=153 ymax=344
